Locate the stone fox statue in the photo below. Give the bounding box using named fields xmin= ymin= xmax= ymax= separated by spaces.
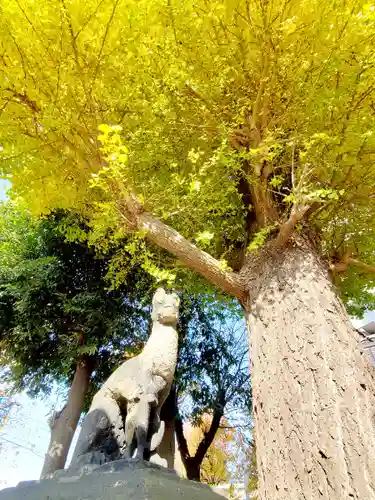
xmin=70 ymin=288 xmax=180 ymax=464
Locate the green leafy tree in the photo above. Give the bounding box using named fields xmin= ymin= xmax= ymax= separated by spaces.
xmin=0 ymin=206 xmax=247 ymax=480
xmin=0 ymin=206 xmax=152 ymax=477
xmin=175 ymin=301 xmax=250 ymax=481
xmin=184 ymin=414 xmax=235 ymax=486
xmin=1 ymin=1 xmax=375 ymax=496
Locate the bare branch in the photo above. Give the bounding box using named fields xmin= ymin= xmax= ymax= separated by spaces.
xmin=5 ymin=87 xmax=40 ymax=114
xmin=0 ymin=435 xmax=44 ymax=459
xmin=274 ymin=203 xmax=309 ymax=248
xmin=6 ymin=27 xmax=27 ymax=80
xmin=90 ymin=0 xmax=121 ymax=94
xmin=14 ymin=0 xmax=54 ymax=61
xmin=219 ymin=424 xmax=247 ymax=429
xmin=61 ymin=0 xmax=93 ymax=119
xmin=74 ymin=0 xmax=107 ymax=40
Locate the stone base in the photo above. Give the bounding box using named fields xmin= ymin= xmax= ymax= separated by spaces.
xmin=0 ymin=459 xmax=227 ymax=500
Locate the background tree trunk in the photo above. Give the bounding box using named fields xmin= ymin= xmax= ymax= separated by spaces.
xmin=175 ymin=415 xmax=201 ymax=481
xmin=185 ymin=460 xmax=201 ymax=482
xmin=40 ymin=356 xmax=93 ymax=478
xmin=244 ymin=243 xmax=375 ymax=499
xmin=175 ymin=397 xmax=224 ymax=482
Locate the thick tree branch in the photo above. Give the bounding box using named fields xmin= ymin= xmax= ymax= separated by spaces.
xmin=348 ymin=258 xmax=375 ymax=274
xmin=5 ymin=88 xmax=40 ymax=114
xmin=175 ymin=397 xmax=225 ymax=470
xmin=274 ymin=203 xmax=309 ymax=248
xmin=138 ymin=213 xmax=244 ymax=298
xmin=331 ymin=255 xmax=375 ymax=275
xmin=194 ymin=399 xmax=224 ymax=464
xmin=305 ymin=202 xmax=321 ymax=219
xmin=118 ymin=196 xmax=245 ymax=299
xmin=250 ymin=181 xmax=278 ymax=226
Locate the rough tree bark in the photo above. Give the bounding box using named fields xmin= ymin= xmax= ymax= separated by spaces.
xmin=120 ymin=201 xmax=375 ymax=499
xmin=243 ymin=242 xmax=375 ymax=499
xmin=40 ymin=356 xmax=93 ymax=478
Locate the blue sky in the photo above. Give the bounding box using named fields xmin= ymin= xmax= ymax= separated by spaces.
xmin=0 ymin=387 xmax=79 ymax=489
xmin=0 ymin=180 xmax=10 ymax=202
xmin=352 ymin=310 xmax=375 ymax=328
xmin=0 ymin=392 xmax=54 ymax=488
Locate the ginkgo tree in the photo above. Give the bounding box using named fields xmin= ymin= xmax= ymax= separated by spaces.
xmin=1 ymin=0 xmax=375 ymax=497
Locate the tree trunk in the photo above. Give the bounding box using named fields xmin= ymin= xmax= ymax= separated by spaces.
xmin=40 ymin=356 xmax=93 ymax=478
xmin=185 ymin=459 xmax=201 ymax=482
xmin=120 ymin=207 xmax=375 ymax=496
xmin=243 ymin=243 xmax=375 ymax=499
xmin=174 ymin=399 xmax=224 ymax=482
xmin=175 ymin=415 xmax=201 ymax=481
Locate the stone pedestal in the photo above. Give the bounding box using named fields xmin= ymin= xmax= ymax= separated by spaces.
xmin=0 ymin=459 xmax=227 ymax=500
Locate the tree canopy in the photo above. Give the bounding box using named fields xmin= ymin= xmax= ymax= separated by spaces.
xmin=0 ymin=206 xmax=151 ymax=397
xmin=2 ymin=2 xmax=375 ymax=496
xmin=0 ymin=0 xmax=374 ymax=307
